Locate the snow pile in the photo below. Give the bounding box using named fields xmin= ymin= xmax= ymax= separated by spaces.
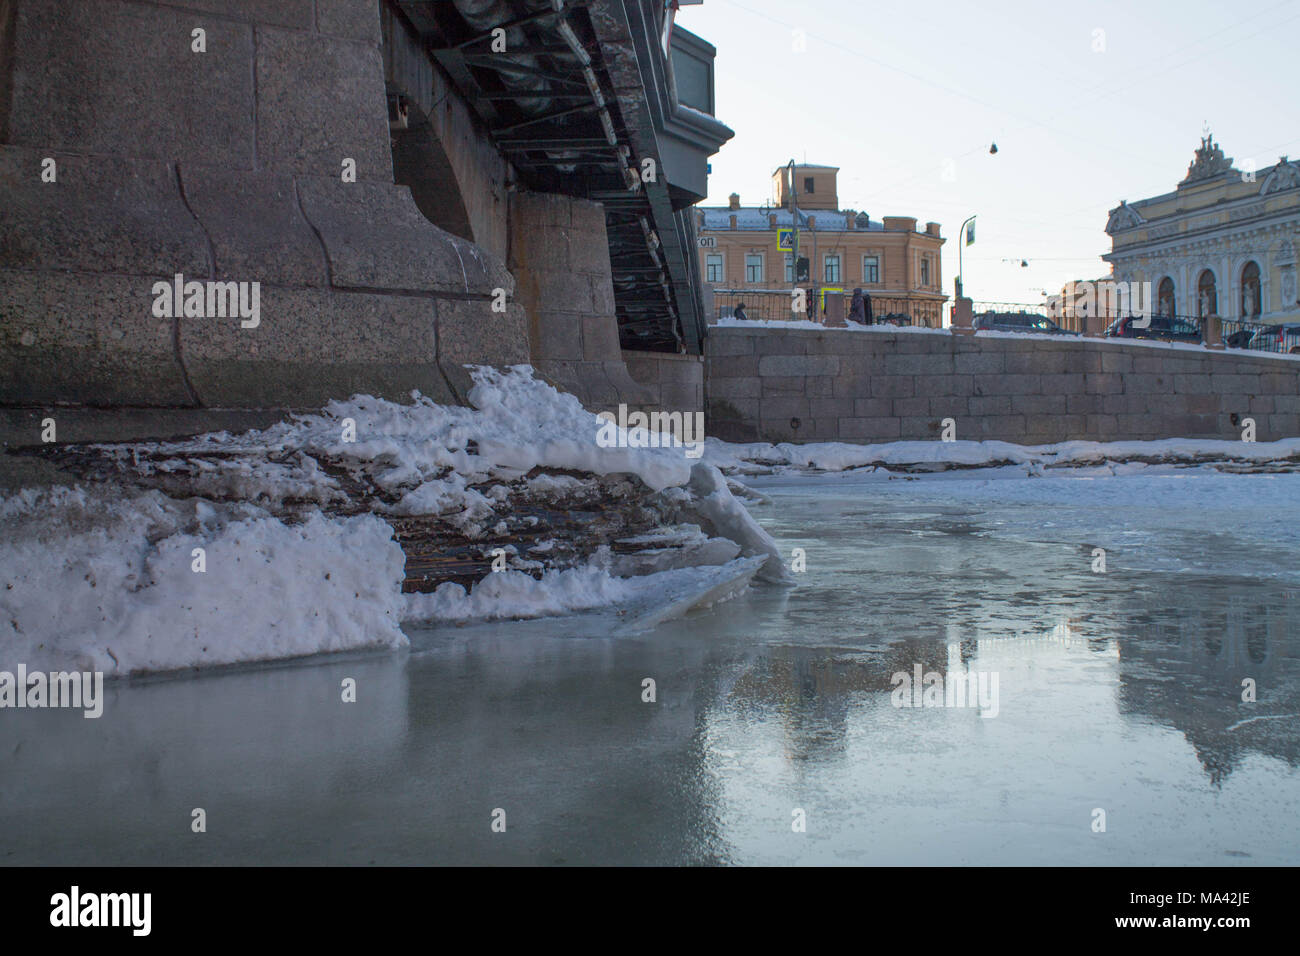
xmin=0 ymin=486 xmax=406 ymax=675
xmin=403 ymin=562 xmax=641 ymax=623
xmin=1 ymin=368 xmax=787 ymax=674
xmin=703 ymin=436 xmax=1300 ymax=476
xmin=92 ymin=366 xmax=698 ymax=523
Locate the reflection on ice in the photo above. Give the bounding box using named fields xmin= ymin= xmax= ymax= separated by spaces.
xmin=2 ymin=470 xmax=1298 ymax=865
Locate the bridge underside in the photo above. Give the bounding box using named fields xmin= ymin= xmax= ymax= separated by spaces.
xmin=392 ymin=0 xmax=730 ymax=355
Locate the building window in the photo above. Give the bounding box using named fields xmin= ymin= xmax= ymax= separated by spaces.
xmin=784 ymin=254 xmax=794 ymax=283
xmin=804 ymin=177 xmax=815 ymax=194
xmin=705 ymin=253 xmax=723 ymax=283
xmin=863 ymin=255 xmax=880 ymax=284
xmin=745 ymin=254 xmax=763 ymax=283
xmin=920 ymin=257 xmax=931 ymax=287
xmin=1197 ymin=269 xmax=1218 ymax=317
xmin=1241 ymin=261 xmax=1262 ymax=318
xmin=1157 ymin=276 xmax=1175 ymax=316
xmin=824 ymin=254 xmax=840 ymax=283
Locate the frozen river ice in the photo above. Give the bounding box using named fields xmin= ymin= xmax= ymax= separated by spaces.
xmin=3 ymin=468 xmax=1298 ymax=865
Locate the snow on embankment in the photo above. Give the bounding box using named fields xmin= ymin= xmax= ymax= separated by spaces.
xmin=0 ymin=367 xmax=786 ymax=675
xmin=702 ymin=436 xmax=1300 ymax=476
xmin=0 ymin=487 xmax=406 ymax=674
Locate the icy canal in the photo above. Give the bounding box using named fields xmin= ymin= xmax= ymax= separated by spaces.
xmin=3 ymin=469 xmax=1299 ymax=865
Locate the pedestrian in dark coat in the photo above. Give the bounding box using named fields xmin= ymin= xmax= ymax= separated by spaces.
xmin=849 ymin=288 xmax=866 ymax=324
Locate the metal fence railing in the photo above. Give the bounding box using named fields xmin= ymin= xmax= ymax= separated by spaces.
xmin=712 ymin=289 xmax=943 ymax=328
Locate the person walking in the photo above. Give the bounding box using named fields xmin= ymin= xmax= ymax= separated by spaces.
xmin=732 ymin=301 xmax=748 ymax=321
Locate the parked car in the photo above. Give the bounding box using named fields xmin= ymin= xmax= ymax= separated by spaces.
xmin=1248 ymin=323 xmax=1300 ymax=354
xmin=974 ymin=312 xmax=1078 ymax=335
xmin=1104 ymin=314 xmax=1203 ymax=344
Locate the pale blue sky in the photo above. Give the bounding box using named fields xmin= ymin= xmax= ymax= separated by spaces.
xmin=676 ymin=0 xmax=1300 ymax=304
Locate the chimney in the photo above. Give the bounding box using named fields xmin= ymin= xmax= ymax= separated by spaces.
xmin=728 ymin=192 xmax=740 ymax=210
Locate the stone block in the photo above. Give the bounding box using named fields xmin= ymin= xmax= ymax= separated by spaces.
xmin=7 ymin=0 xmax=254 ymax=166
xmin=534 ymin=312 xmax=584 ymax=362
xmin=1011 ymin=394 xmax=1067 ymax=416
xmin=925 ymin=374 xmax=973 ymax=397
xmin=968 ymin=395 xmax=1011 ymax=417
xmin=1100 ymin=351 xmax=1133 ymax=373
xmin=758 ymin=354 xmax=839 ymax=377
xmin=854 ymin=398 xmax=892 ymax=417
xmin=180 ymin=168 xmax=327 ymax=286
xmin=437 ymin=299 xmax=529 ymax=399
xmin=1121 ymin=373 xmax=1169 ymax=396
xmin=1268 ymin=414 xmax=1299 ymax=437
xmin=177 ymin=286 xmax=451 ymax=407
xmin=805 ymin=375 xmax=834 ymax=397
xmin=760 ymin=396 xmax=810 ymax=420
xmin=568 ymin=228 xmax=613 ymax=276
xmin=892 ymin=397 xmax=929 ymax=417
xmin=869 ymin=375 xmax=915 ymax=398
xmin=296 ymin=178 xmax=512 ymax=295
xmin=707 ymin=355 xmax=759 ymax=378
xmin=756 ymin=334 xmax=807 ymax=355
xmin=1171 ymin=374 xmax=1213 ymax=395
xmin=1211 ymin=373 xmax=1261 ymax=395
xmin=1005 ymin=350 xmax=1066 ymax=374
xmin=898 ymin=416 xmax=940 ymax=439
xmin=973 ymin=373 xmax=1039 ymax=396
xmin=581 ymin=314 xmax=621 ymax=361
xmin=0 ymin=269 xmax=192 ymax=406
xmin=145 ymin=0 xmax=312 ymax=28
xmin=256 ymin=26 xmax=391 ymax=181
xmin=316 ymin=0 xmax=382 ymax=43
xmin=707 ymin=333 xmax=755 ymax=356
xmin=590 ymin=276 xmax=616 ymax=316
xmin=954 ymin=352 xmax=1004 ymax=375
xmin=512 ymin=191 xmax=572 ymax=228
xmin=0 ymin=147 xmax=209 ymax=276
xmin=1065 ymin=393 xmax=1102 ymax=415
xmin=884 ymin=352 xmax=948 ymax=375
xmin=839 ymin=417 xmax=901 ymax=440
xmin=809 ymin=399 xmax=855 ymax=419
xmin=708 ymin=376 xmax=760 ymax=400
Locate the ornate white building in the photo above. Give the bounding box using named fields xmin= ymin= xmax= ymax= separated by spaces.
xmin=1104 ymin=135 xmax=1300 ymax=325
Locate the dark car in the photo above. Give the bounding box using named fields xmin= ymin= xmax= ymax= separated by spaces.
xmin=1224 ymin=327 xmax=1256 ymax=349
xmin=973 ymin=312 xmax=1078 ymax=335
xmin=1104 ymin=314 xmax=1203 ymax=344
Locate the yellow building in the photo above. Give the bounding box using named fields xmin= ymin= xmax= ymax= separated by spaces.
xmin=1103 ymin=135 xmax=1300 ymax=325
xmin=697 ymin=163 xmax=947 ymax=326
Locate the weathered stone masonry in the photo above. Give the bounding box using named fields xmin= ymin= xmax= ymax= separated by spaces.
xmin=706 ymin=327 xmax=1300 ymax=444
xmin=0 ymin=0 xmax=526 ymax=420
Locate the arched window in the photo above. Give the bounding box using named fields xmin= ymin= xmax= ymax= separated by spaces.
xmin=1197 ymin=269 xmax=1218 ymax=318
xmin=1241 ymin=261 xmax=1261 ymax=318
xmin=1157 ymin=277 xmax=1175 ymax=317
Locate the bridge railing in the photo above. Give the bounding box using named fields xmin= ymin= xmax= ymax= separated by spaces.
xmin=712 ymin=289 xmax=942 ymax=328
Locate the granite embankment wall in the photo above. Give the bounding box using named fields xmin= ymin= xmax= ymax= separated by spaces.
xmin=705 ymin=327 xmax=1300 ymax=444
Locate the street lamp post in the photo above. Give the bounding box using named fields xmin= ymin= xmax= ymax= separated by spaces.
xmin=957 ymin=214 xmax=976 ymax=300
